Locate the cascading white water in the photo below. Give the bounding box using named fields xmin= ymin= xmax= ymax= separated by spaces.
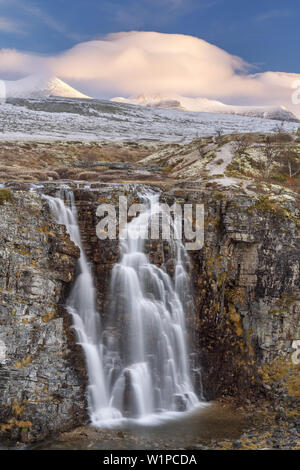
xmin=46 ymin=189 xmax=200 ymax=427
xmin=45 ymin=190 xmax=122 ymax=422
xmin=100 ymin=192 xmax=199 ymax=424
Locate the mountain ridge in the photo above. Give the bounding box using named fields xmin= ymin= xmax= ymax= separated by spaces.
xmin=2 ymin=75 xmax=298 ymax=122
xmin=111 ymin=94 xmax=299 ymax=122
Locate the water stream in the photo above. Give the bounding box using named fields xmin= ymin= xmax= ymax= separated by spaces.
xmin=46 ymin=188 xmax=201 ymax=427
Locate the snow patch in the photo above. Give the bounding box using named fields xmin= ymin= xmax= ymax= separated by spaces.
xmin=206 ymin=143 xmax=234 ymax=176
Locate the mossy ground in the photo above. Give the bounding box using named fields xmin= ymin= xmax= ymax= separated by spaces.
xmin=0 ymin=188 xmax=13 ymax=205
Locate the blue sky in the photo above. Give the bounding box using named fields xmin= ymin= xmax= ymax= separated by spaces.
xmin=0 ymin=0 xmax=298 ymax=73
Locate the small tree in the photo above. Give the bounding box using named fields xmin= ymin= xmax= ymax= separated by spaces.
xmin=261 ymin=136 xmax=280 ymax=179
xmin=272 ymin=121 xmax=286 ymax=135
xmin=215 ymin=127 xmax=223 ymax=139
xmin=213 ymin=127 xmax=224 ymax=146
xmin=279 ymin=146 xmax=300 ymax=178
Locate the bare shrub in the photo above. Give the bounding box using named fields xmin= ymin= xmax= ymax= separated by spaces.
xmin=277 ymin=146 xmax=300 ymax=178
xmin=77 ymin=171 xmax=100 ymax=181
xmin=232 ymin=135 xmax=250 ymax=156
xmin=272 ymin=122 xmax=293 ymax=143
xmin=54 ymin=167 xmax=82 ymax=179
xmin=215 ymin=127 xmax=223 ymax=138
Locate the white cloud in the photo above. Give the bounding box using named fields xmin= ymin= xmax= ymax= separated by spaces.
xmin=0 ymin=16 xmax=24 ymax=34
xmin=255 ymin=9 xmax=291 ymax=22
xmin=0 ymin=0 xmax=83 ymax=40
xmin=19 ymin=2 xmax=83 ymax=41
xmin=0 ymin=31 xmax=299 ymax=117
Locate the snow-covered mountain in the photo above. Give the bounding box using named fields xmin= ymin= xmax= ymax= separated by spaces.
xmin=0 ymin=77 xmax=298 ymax=142
xmin=4 ymin=75 xmax=297 ymax=122
xmin=0 ymin=95 xmax=298 ymax=142
xmin=111 ymin=95 xmax=185 ymax=110
xmin=111 ymin=95 xmax=299 ymax=122
xmin=3 ymin=75 xmax=90 ymax=100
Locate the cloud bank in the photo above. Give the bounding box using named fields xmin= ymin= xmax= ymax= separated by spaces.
xmin=0 ymin=31 xmax=299 ymax=117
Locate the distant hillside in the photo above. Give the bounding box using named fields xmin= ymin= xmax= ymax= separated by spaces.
xmin=111 ymin=95 xmax=299 ymax=122
xmin=4 ymin=75 xmax=91 ymax=99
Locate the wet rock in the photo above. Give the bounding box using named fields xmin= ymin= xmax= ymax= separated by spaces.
xmin=232 ymin=440 xmax=242 ymax=449
xmin=193 ymin=444 xmax=210 ymax=450
xmin=174 ymin=395 xmax=188 ymax=412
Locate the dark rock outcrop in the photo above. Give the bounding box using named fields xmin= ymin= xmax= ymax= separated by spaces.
xmin=0 ymin=191 xmax=87 ymax=443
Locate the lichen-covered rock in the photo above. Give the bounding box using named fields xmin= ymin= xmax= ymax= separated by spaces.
xmin=187 ymin=190 xmax=300 ymax=401
xmin=0 ymin=191 xmax=87 ymax=443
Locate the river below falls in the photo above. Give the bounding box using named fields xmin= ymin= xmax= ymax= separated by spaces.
xmin=30 ymin=402 xmax=248 ymax=450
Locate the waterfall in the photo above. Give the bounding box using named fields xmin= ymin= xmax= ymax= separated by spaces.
xmin=46 ymin=189 xmax=200 ymax=427
xmin=101 ymin=192 xmax=199 ymax=424
xmin=45 ymin=190 xmax=122 ymax=422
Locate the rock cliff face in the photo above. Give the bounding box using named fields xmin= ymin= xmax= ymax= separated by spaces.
xmin=0 ymin=190 xmax=87 ymax=443
xmin=0 ymin=183 xmax=299 ymax=443
xmin=185 ymin=191 xmax=300 ymax=400
xmin=72 ymin=184 xmax=300 ymax=402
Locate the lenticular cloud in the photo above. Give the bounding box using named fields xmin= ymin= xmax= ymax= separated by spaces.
xmin=0 ymin=31 xmax=299 ymax=116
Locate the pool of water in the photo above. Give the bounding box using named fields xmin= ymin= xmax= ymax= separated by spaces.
xmin=31 ymin=402 xmax=248 ymax=450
